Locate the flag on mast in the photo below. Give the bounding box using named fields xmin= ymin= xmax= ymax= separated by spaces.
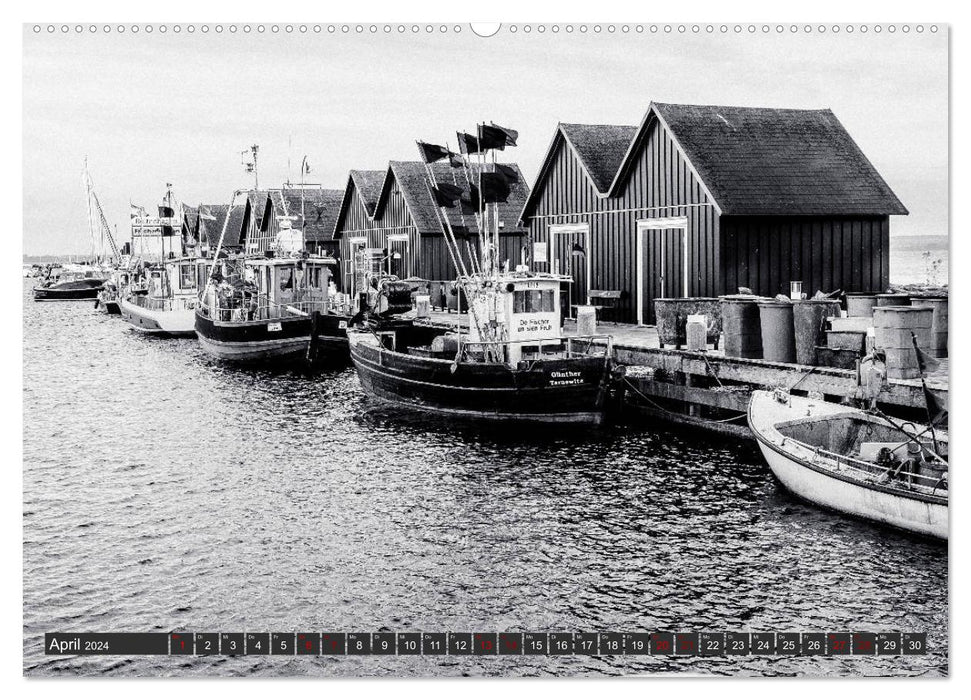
xmin=456 ymin=131 xmax=484 ymax=155
xmin=477 ymin=124 xmax=512 ymax=150
xmin=489 ymin=123 xmax=519 ymax=147
xmin=431 ymin=182 xmax=465 ymax=208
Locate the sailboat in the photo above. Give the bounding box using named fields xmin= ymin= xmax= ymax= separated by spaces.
xmin=33 ymin=160 xmax=119 ymax=301
xmin=119 ymin=185 xmax=198 ymax=336
xmin=347 ymin=126 xmax=614 ymax=424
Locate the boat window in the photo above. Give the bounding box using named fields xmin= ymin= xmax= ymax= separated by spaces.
xmin=279 ymin=267 xmax=294 ymax=291
xmin=513 ymin=289 xmax=555 ymax=313
xmin=179 ymin=264 xmax=194 ymax=288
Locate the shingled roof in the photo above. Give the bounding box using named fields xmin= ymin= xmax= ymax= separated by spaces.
xmin=559 ymin=123 xmax=638 ymax=193
xmin=280 ymin=188 xmax=344 ymax=242
xmin=523 ymin=102 xmax=907 ymax=220
xmin=349 ymin=170 xmax=385 ymax=216
xmin=647 ymin=102 xmax=908 ymax=215
xmin=379 ymin=161 xmax=530 ymax=236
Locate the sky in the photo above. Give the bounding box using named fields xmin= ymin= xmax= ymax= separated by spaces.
xmin=22 ymin=23 xmax=948 ymax=256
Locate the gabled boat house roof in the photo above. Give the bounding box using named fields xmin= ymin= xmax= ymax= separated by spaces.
xmin=520 ymin=101 xmax=907 ymax=324
xmin=333 ymin=161 xmax=529 ymax=289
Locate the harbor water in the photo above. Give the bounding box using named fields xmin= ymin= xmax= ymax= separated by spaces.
xmin=22 ymin=284 xmax=947 ymax=677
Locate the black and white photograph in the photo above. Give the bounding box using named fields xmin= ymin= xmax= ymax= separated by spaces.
xmin=17 ymin=9 xmax=955 ymax=683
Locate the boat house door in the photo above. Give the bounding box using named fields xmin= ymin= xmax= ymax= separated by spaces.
xmin=637 ymin=217 xmax=688 ymax=325
xmin=549 ymin=224 xmax=590 ymax=318
xmin=387 ymin=234 xmax=409 ymax=279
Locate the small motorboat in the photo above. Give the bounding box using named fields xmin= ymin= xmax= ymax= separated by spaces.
xmin=33 ymin=267 xmax=106 ymax=301
xmin=748 ymin=389 xmax=948 ymax=539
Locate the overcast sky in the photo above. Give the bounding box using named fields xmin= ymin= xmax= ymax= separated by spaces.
xmin=23 ymin=24 xmax=947 ymax=255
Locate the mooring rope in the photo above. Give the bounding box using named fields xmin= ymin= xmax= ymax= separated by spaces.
xmin=622 ymin=377 xmax=747 ymax=425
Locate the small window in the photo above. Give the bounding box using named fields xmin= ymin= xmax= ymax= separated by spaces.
xmin=279 ymin=267 xmax=294 ymax=291
xmin=513 ymin=289 xmax=555 ymax=313
xmin=180 ymin=264 xmax=194 ymax=288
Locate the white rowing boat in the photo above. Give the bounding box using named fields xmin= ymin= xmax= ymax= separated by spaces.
xmin=748 ymin=390 xmax=948 ymax=539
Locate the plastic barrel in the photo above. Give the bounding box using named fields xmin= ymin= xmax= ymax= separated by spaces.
xmin=720 ymin=296 xmax=762 ymax=359
xmin=793 ymin=299 xmax=841 ymax=366
xmin=757 ymin=300 xmax=796 ymax=363
xmin=576 ymin=305 xmax=597 ymax=337
xmin=873 ymin=306 xmax=934 ymax=379
xmin=912 ymin=297 xmax=948 ymax=358
xmin=876 ymin=293 xmax=911 ymax=307
xmin=845 ymin=293 xmax=878 ymax=318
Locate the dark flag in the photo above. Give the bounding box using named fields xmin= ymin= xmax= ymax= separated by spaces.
xmin=417 ymin=141 xmax=452 ymax=164
xmin=158 ymin=205 xmax=176 ymax=218
xmin=494 ymin=163 xmax=520 ymax=183
xmin=490 ymin=122 xmax=519 ymax=147
xmin=432 ymin=182 xmax=465 ymax=208
xmin=456 ymin=131 xmax=483 ymax=155
xmin=471 ymin=172 xmax=512 ymax=207
xmin=477 ymin=124 xmax=507 ymax=150
xmin=161 ymin=225 xmax=177 ymax=237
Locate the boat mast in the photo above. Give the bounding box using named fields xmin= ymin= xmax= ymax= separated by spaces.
xmin=82 ymin=158 xmax=98 ymax=264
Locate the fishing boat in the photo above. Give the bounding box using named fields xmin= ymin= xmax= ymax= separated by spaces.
xmin=195 ymin=254 xmax=349 ymax=364
xmin=195 ymin=194 xmax=351 ymax=365
xmin=120 ymin=257 xmax=198 ymax=336
xmin=347 ymin=128 xmax=613 ymax=424
xmin=748 ymin=389 xmax=948 ymax=539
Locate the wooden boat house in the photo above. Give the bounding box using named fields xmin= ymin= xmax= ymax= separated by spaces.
xmin=519 ymin=102 xmax=908 ymax=324
xmin=333 ymin=161 xmax=529 ymax=291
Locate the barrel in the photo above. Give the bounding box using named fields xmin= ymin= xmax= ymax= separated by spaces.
xmin=845 ymin=293 xmax=878 ymax=318
xmin=873 ymin=306 xmax=934 ymax=379
xmin=415 ymin=294 xmax=431 ymax=319
xmin=758 ymin=300 xmax=796 ymax=363
xmin=720 ymin=296 xmax=762 ymax=359
xmin=793 ymin=299 xmax=841 ymax=366
xmin=876 ymin=293 xmax=911 ymax=307
xmin=576 ymin=305 xmax=597 ymax=337
xmin=912 ymin=297 xmax=948 ymax=358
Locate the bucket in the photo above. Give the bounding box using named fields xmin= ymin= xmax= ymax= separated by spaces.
xmin=876 ymin=293 xmax=911 ymax=307
xmin=912 ymin=296 xmax=948 ymax=358
xmin=415 ymin=294 xmax=431 ymax=319
xmin=720 ymin=295 xmax=762 ymax=359
xmin=793 ymin=299 xmax=841 ymax=366
xmin=757 ymin=300 xmax=796 ymax=363
xmin=873 ymin=306 xmax=934 ymax=379
xmin=845 ymin=293 xmax=878 ymax=318
xmin=685 ymin=314 xmax=707 ymax=351
xmin=576 ymin=305 xmax=597 ymax=337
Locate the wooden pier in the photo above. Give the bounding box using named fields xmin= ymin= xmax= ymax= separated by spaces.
xmin=426 ymin=311 xmax=948 ymax=438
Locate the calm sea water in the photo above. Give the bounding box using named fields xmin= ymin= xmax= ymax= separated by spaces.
xmin=889 ymin=235 xmax=949 ymax=286
xmin=22 ymin=283 xmax=947 ymax=677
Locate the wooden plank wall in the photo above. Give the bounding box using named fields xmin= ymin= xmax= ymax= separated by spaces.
xmin=525 ymin=122 xmax=719 ymax=323
xmin=719 ymin=216 xmax=890 ymax=296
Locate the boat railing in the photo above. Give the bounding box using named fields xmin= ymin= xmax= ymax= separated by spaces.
xmin=458 ymin=334 xmax=613 ymax=360
xmin=203 ymin=295 xmax=329 ymax=323
xmin=130 ymin=294 xmax=197 ymax=312
xmin=785 ymin=437 xmax=948 ymax=494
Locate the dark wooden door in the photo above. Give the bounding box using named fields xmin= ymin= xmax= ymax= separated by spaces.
xmin=388 ymin=239 xmax=408 ymax=279
xmin=551 ymin=227 xmax=589 ymax=318
xmin=640 ymin=227 xmax=685 ymax=324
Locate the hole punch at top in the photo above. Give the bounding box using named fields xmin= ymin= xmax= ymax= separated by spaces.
xmin=470 ymin=23 xmax=501 ymax=38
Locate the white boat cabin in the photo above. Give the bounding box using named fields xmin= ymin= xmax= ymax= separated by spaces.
xmin=466 ymin=273 xmax=570 ymax=365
